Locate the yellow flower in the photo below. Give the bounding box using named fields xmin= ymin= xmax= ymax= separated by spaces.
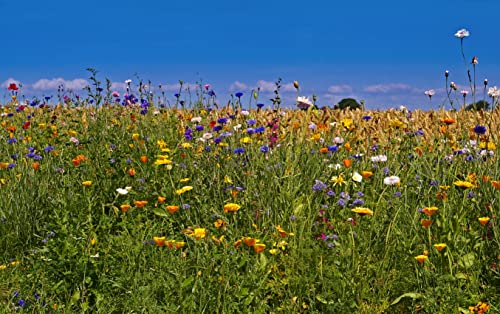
xmin=155 ymin=159 xmax=173 ymax=165
xmin=90 ymin=237 xmax=96 ymax=246
xmin=10 ymin=261 xmax=20 ymax=267
xmin=351 ymin=207 xmax=374 ymax=216
xmin=240 ymin=137 xmax=252 ymax=144
xmin=193 ymin=228 xmax=207 ymax=240
xmin=415 ymin=255 xmax=428 ymax=263
xmin=132 ymin=133 xmax=140 ymax=140
xmin=433 ymin=243 xmax=447 ymax=252
xmin=179 ymin=178 xmax=190 ymax=183
xmin=68 ymin=130 xmax=77 ymax=137
xmin=453 ymin=180 xmax=476 ymax=188
xmin=175 ymin=241 xmax=186 ymax=249
xmin=390 ymin=119 xmax=405 ymax=129
xmin=331 ymin=174 xmax=346 ymax=186
xmin=223 ymin=203 xmax=241 ymax=213
xmin=82 ymin=181 xmax=92 ymax=186
xmin=120 ymin=204 xmax=131 ymax=212
xmin=269 ymin=249 xmax=279 ymax=255
xmin=478 ymin=217 xmax=490 ymax=226
xmin=181 ymin=143 xmax=192 ymax=149
xmin=0 ymin=265 xmax=7 ymax=270
xmin=340 ymin=118 xmax=354 ymax=130
xmin=214 ymin=219 xmax=227 ymax=228
xmin=175 ymin=186 xmax=193 ymax=195
xmin=242 ymin=237 xmax=257 ymax=247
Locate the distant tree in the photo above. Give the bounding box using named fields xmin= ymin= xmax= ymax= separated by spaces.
xmin=466 ymin=100 xmax=490 ymax=111
xmin=337 ymin=98 xmax=362 ymax=110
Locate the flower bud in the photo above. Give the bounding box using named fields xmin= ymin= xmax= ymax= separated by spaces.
xmin=293 ymin=81 xmax=299 ymax=89
xmin=445 ymin=70 xmax=449 ymax=78
xmin=471 ymin=56 xmax=478 ymax=65
xmin=484 ymin=79 xmax=488 ymax=86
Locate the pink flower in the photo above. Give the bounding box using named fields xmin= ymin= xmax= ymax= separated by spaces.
xmin=112 ymin=91 xmax=120 ymax=97
xmin=204 ymin=84 xmax=210 ymax=90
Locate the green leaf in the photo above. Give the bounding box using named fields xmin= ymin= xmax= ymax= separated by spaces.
xmin=458 ymin=253 xmax=475 ymax=269
xmin=390 ymin=292 xmax=423 ymax=306
xmin=181 ymin=277 xmax=194 ymax=289
xmin=153 ymin=208 xmax=169 ymax=217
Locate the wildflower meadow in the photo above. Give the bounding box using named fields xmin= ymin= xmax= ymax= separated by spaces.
xmin=1 ymin=29 xmax=500 ymax=313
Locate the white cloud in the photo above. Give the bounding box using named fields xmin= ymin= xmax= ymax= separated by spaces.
xmin=255 ymin=80 xmax=275 ymax=92
xmin=363 ymin=83 xmax=414 ymax=94
xmin=1 ymin=78 xmax=21 ymax=88
xmin=31 ymin=78 xmax=89 ymax=91
xmin=327 ymin=84 xmax=353 ymax=94
xmin=158 ymin=83 xmax=198 ymax=92
xmin=111 ymin=82 xmax=127 ymax=91
xmin=229 ymin=81 xmax=248 ymax=92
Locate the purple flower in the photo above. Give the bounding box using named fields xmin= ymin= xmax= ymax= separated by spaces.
xmin=7 ymin=138 xmax=17 ymax=144
xmin=351 ymin=198 xmax=364 ymax=206
xmin=256 ymin=103 xmax=264 ymax=109
xmin=195 ymin=125 xmax=204 ymax=131
xmin=260 ymin=145 xmax=269 ymax=153
xmin=247 ymin=119 xmax=256 ymax=125
xmin=327 ymin=190 xmax=335 ymax=197
xmin=217 ymin=117 xmax=228 ymax=124
xmin=337 ymin=199 xmax=346 ymax=207
xmin=362 ymin=115 xmax=371 ymax=121
xmin=213 ymin=125 xmax=223 ymax=132
xmin=393 ymin=191 xmax=402 ymax=197
xmin=234 ymin=148 xmax=245 ymax=154
xmin=255 ymin=126 xmax=265 ymax=133
xmin=312 ymin=180 xmax=327 ymax=192
xmin=246 ymin=128 xmax=255 ymax=135
xmin=235 ymin=92 xmax=243 ymax=98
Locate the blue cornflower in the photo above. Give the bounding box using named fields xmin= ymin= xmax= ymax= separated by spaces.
xmin=11 ymin=154 xmax=18 ymax=160
xmin=247 ymin=119 xmax=256 ymax=125
xmin=255 ymin=126 xmax=265 ymax=133
xmin=473 ymin=125 xmax=487 ymax=135
xmin=44 ymin=145 xmax=54 ymax=153
xmin=18 ymin=299 xmax=26 ymax=307
xmin=371 ymin=144 xmax=379 ymax=151
xmin=393 ymin=192 xmax=402 ymax=197
xmin=355 ymin=191 xmax=364 ymax=197
xmin=383 ymin=167 xmax=390 ymax=175
xmin=109 ymin=144 xmax=116 ymax=150
xmin=337 ymin=199 xmax=346 ymax=207
xmin=340 ymin=192 xmax=350 ymax=200
xmin=328 ymin=145 xmax=338 ymax=152
xmin=34 ymin=155 xmax=43 ymax=161
xmin=414 ymin=128 xmax=425 ymax=136
xmin=256 ymin=103 xmax=264 ymax=109
xmin=174 ymin=93 xmax=180 ymax=98
xmin=234 ymin=148 xmax=245 ymax=154
xmin=235 ymin=92 xmax=243 ymax=98
xmin=217 ymin=117 xmax=228 ymax=124
xmin=195 ymin=125 xmax=204 ymax=131
xmin=7 ymin=163 xmax=15 ymax=169
xmin=140 ymin=109 xmax=148 ymax=115
xmin=260 ymin=145 xmax=269 ymax=153
xmin=327 ymin=190 xmax=335 ymax=197
xmin=204 ymin=146 xmax=212 ymax=152
xmin=362 ymin=115 xmax=372 ymax=121
xmin=214 ymin=137 xmax=222 ymax=144
xmin=246 ymin=128 xmax=255 ymax=135
xmin=213 ymin=125 xmax=223 ymax=132
xmin=429 ymin=180 xmax=439 ymax=186
xmin=7 ymin=138 xmax=17 ymax=144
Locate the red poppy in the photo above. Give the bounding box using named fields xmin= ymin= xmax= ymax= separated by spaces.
xmin=23 ymin=121 xmax=31 ymax=129
xmin=7 ymin=83 xmax=18 ymax=91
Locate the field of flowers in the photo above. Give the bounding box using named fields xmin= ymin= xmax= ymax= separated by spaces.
xmin=0 ymin=80 xmax=499 ymax=313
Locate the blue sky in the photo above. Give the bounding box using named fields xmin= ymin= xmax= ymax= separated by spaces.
xmin=2 ymin=0 xmax=500 ymax=109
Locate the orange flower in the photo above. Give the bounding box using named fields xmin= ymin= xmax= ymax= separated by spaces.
xmin=214 ymin=219 xmax=227 ymax=228
xmin=166 ymin=205 xmax=179 ymax=214
xmin=421 ymin=219 xmax=433 ymax=229
xmin=165 ymin=240 xmax=176 ymax=249
xmin=361 ymin=171 xmax=373 ymax=178
xmin=422 ymin=206 xmax=438 ymax=216
xmin=120 ymin=204 xmax=131 ymax=212
xmin=127 ymin=168 xmax=136 ymax=176
xmin=157 ymin=196 xmax=166 ymax=204
xmin=234 ymin=239 xmax=242 ymax=248
xmin=276 ymin=225 xmax=294 ymax=237
xmin=319 ymin=147 xmax=329 ymax=154
xmin=433 ymin=243 xmax=447 ymax=252
xmin=478 ymin=217 xmax=490 ymax=226
xmin=414 ymin=147 xmax=423 ymax=156
xmin=343 ymin=159 xmax=352 ymax=168
xmin=253 ymin=243 xmax=266 ymax=254
xmin=442 ymin=118 xmax=456 ymax=125
xmin=440 ymin=125 xmax=447 ymax=134
xmin=175 ymin=241 xmax=186 ymax=249
xmin=0 ymin=162 xmax=8 ymax=169
xmin=344 ymin=142 xmax=352 ymax=152
xmin=153 ymin=236 xmax=166 ymax=247
xmin=134 ymin=200 xmax=148 ymax=208
xmin=32 ymin=162 xmax=40 ymax=170
xmin=72 ymin=158 xmax=81 ymax=166
xmin=242 ymin=237 xmax=256 ymax=247
xmin=140 ymin=156 xmax=148 ymax=163
xmin=491 ymin=180 xmax=500 ymax=189
xmin=415 ymin=255 xmax=428 ymax=263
